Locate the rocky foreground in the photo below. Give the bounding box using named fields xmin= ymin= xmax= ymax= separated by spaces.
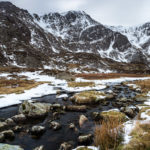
xmin=0 ymin=78 xmax=150 ymax=150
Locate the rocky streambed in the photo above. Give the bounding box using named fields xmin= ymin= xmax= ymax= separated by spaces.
xmin=0 ymin=83 xmax=147 ymax=150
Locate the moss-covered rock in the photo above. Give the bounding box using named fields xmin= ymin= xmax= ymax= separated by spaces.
xmin=0 ymin=144 xmax=23 ymax=150
xmin=19 ymin=101 xmax=51 ymax=118
xmin=101 ymin=111 xmax=128 ymax=122
xmin=70 ymin=91 xmax=113 ymax=104
xmin=134 ymin=93 xmax=149 ymax=102
xmin=76 ymin=147 xmax=93 ymax=150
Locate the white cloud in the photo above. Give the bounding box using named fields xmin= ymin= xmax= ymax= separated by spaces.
xmin=57 ymin=0 xmax=86 ymax=11
xmin=1 ymin=0 xmax=150 ymax=26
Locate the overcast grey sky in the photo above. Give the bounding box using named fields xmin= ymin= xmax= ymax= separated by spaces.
xmin=1 ymin=0 xmax=150 ymax=26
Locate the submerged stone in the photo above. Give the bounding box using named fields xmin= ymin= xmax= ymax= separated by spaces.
xmin=0 ymin=144 xmax=23 ymax=150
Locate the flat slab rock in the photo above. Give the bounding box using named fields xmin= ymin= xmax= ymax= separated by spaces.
xmin=0 ymin=144 xmax=23 ymax=150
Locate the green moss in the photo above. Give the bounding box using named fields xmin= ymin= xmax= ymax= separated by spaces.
xmin=71 ymin=91 xmax=106 ymax=104
xmin=101 ymin=111 xmax=128 ymax=122
xmin=124 ymin=122 xmax=150 ymax=150
xmin=77 ymin=147 xmax=93 ymax=150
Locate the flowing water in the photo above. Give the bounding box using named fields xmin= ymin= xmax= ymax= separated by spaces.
xmin=0 ymin=84 xmax=142 ymax=150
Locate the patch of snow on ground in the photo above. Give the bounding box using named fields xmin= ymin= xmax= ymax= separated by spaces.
xmin=73 ymin=146 xmax=98 ymax=150
xmin=0 ymin=72 xmax=150 ymax=110
xmin=123 ymin=120 xmax=137 ymax=144
xmin=56 ymin=94 xmax=68 ymax=99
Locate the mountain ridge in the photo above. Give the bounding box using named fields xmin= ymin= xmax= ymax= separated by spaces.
xmin=0 ymin=1 xmax=150 ymax=73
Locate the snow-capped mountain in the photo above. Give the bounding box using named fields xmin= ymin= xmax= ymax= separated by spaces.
xmin=0 ymin=2 xmax=150 ymax=73
xmin=33 ymin=11 xmax=99 ymax=41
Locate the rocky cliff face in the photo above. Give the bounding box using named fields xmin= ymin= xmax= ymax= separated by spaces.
xmin=0 ymin=2 xmax=150 ymax=73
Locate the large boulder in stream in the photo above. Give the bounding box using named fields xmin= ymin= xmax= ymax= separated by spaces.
xmin=70 ymin=91 xmax=114 ymax=105
xmin=11 ymin=114 xmax=26 ymax=123
xmin=0 ymin=122 xmax=8 ymax=132
xmin=79 ymin=115 xmax=88 ymax=128
xmin=19 ymin=101 xmax=51 ymax=118
xmin=2 ymin=129 xmax=15 ymax=140
xmin=92 ymin=111 xmax=128 ymax=122
xmin=31 ymin=125 xmax=45 ymax=136
xmin=120 ymin=106 xmax=139 ymax=118
xmin=0 ymin=144 xmax=23 ymax=150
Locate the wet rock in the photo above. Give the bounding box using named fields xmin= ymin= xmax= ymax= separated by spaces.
xmin=5 ymin=118 xmax=16 ymax=127
xmin=121 ymin=107 xmax=138 ymax=118
xmin=62 ymin=97 xmax=68 ymax=101
xmin=79 ymin=115 xmax=88 ymax=128
xmin=134 ymin=95 xmax=148 ymax=102
xmin=117 ymin=97 xmax=127 ymax=102
xmin=105 ymin=94 xmax=115 ymax=100
xmin=2 ymin=129 xmax=15 ymax=139
xmin=33 ymin=145 xmax=44 ymax=150
xmin=49 ymin=121 xmax=61 ymax=130
xmin=69 ymin=123 xmax=75 ymax=129
xmin=59 ymin=142 xmax=72 ymax=150
xmin=92 ymin=112 xmax=103 ymax=121
xmin=31 ymin=126 xmax=45 ymax=135
xmin=65 ymin=105 xmax=87 ymax=112
xmin=0 ymin=133 xmax=4 ymax=142
xmin=52 ymin=112 xmax=60 ymax=119
xmin=50 ymin=104 xmax=62 ymax=110
xmin=11 ymin=114 xmax=26 ymax=123
xmin=70 ymin=91 xmax=108 ymax=105
xmin=0 ymin=144 xmax=24 ymax=150
xmin=78 ymin=134 xmax=93 ymax=144
xmin=0 ymin=122 xmax=8 ymax=132
xmin=112 ymin=102 xmax=127 ymax=108
xmin=100 ymin=101 xmax=110 ymax=106
xmin=13 ymin=126 xmax=23 ymax=132
xmin=19 ymin=101 xmax=50 ymax=118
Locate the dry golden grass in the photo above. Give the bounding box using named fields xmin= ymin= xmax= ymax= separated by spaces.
xmin=94 ymin=118 xmax=123 ymax=150
xmin=101 ymin=111 xmax=128 ymax=123
xmin=124 ymin=121 xmax=150 ymax=150
xmin=132 ymin=79 xmax=150 ymax=92
xmin=0 ymin=78 xmax=49 ymax=94
xmin=0 ymin=66 xmax=38 ymax=73
xmin=76 ymin=73 xmax=149 ymax=80
xmin=68 ymin=82 xmax=95 ymax=87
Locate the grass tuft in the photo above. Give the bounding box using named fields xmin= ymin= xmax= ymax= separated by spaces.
xmin=94 ymin=117 xmax=124 ymax=150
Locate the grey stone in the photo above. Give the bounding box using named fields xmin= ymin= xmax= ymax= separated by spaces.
xmin=49 ymin=121 xmax=61 ymax=130
xmin=59 ymin=142 xmax=72 ymax=150
xmin=78 ymin=134 xmax=93 ymax=144
xmin=2 ymin=130 xmax=15 ymax=139
xmin=31 ymin=126 xmax=45 ymax=135
xmin=19 ymin=101 xmax=50 ymax=118
xmin=11 ymin=114 xmax=26 ymax=123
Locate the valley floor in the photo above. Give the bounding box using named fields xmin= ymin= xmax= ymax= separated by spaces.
xmin=0 ymin=67 xmax=150 ymax=150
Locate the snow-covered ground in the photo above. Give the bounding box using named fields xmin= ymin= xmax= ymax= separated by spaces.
xmin=0 ymin=71 xmax=150 ymax=108
xmin=73 ymin=146 xmax=99 ymax=150
xmin=1 ymin=71 xmax=150 ymax=149
xmin=123 ymin=87 xmax=150 ymax=145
